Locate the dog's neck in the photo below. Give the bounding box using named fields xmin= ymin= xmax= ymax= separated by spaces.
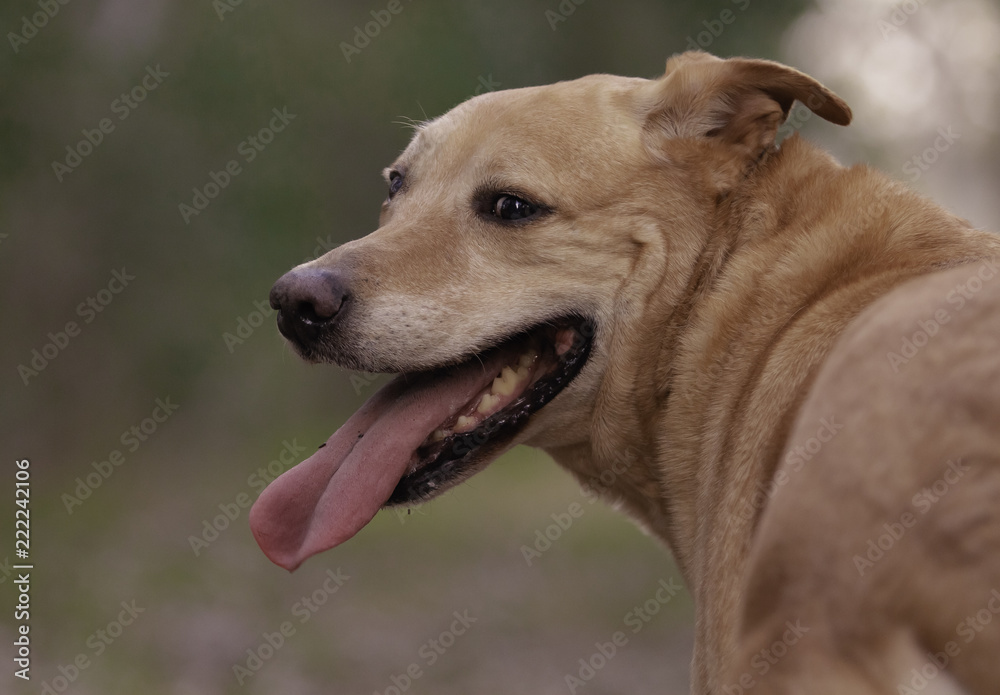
xmin=576 ymin=137 xmax=848 ymax=558
xmin=551 ymin=136 xmax=956 ymax=692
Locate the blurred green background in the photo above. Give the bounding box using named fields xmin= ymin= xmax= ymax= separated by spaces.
xmin=2 ymin=1 xmax=998 ymax=693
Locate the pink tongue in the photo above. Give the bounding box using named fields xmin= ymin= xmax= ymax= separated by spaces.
xmin=249 ymin=356 xmax=502 ymax=571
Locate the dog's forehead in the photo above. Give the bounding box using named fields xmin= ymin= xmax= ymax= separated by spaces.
xmin=397 ymin=74 xmax=648 ymax=174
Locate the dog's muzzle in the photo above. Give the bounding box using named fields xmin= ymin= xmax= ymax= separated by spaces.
xmin=269 ymin=267 xmax=350 ymax=348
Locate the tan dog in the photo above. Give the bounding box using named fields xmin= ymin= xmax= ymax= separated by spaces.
xmin=250 ymin=52 xmax=1000 ymax=694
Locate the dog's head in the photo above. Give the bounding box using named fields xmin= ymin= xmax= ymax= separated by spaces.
xmin=250 ymin=51 xmax=851 ymax=570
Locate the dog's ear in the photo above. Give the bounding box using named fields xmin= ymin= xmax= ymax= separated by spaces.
xmin=641 ymin=51 xmax=851 ymax=168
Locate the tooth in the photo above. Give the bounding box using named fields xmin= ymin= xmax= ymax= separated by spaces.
xmin=455 ymin=415 xmax=477 ymax=432
xmin=430 ymin=429 xmax=446 ymax=442
xmin=477 ymin=392 xmax=501 ymax=414
xmin=518 ymin=351 xmax=536 ymax=369
xmin=492 ymin=366 xmax=518 ymax=396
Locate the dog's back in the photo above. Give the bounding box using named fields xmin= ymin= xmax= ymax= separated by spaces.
xmin=732 ymin=205 xmax=1000 ymax=693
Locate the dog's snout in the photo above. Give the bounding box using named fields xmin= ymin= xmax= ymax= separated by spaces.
xmin=270 ymin=268 xmax=350 ymax=347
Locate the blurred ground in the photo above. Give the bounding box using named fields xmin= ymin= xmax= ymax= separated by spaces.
xmin=15 ymin=444 xmax=693 ymax=695
xmin=1 ymin=1 xmax=997 ymax=693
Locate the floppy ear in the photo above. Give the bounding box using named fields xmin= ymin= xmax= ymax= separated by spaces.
xmin=642 ymin=51 xmax=851 ymax=169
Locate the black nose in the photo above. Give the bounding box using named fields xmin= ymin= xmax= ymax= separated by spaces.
xmin=269 ymin=267 xmax=350 ymax=347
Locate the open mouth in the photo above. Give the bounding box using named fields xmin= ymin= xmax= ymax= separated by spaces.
xmin=249 ymin=315 xmax=594 ymax=570
xmin=388 ymin=317 xmax=593 ymax=505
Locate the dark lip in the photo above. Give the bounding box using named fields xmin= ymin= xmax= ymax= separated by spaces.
xmin=384 ymin=316 xmax=595 ymax=506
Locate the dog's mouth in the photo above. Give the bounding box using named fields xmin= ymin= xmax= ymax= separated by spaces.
xmin=389 ymin=317 xmax=594 ymax=504
xmin=249 ymin=316 xmax=594 ymax=570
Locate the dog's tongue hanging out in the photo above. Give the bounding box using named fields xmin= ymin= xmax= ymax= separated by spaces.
xmin=249 ymin=351 xmax=507 ymax=571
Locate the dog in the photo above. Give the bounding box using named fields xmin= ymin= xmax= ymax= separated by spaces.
xmin=249 ymin=51 xmax=1000 ymax=694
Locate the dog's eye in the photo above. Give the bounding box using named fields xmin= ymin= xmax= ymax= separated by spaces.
xmin=387 ymin=170 xmax=403 ymax=199
xmin=492 ymin=194 xmax=537 ymax=221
